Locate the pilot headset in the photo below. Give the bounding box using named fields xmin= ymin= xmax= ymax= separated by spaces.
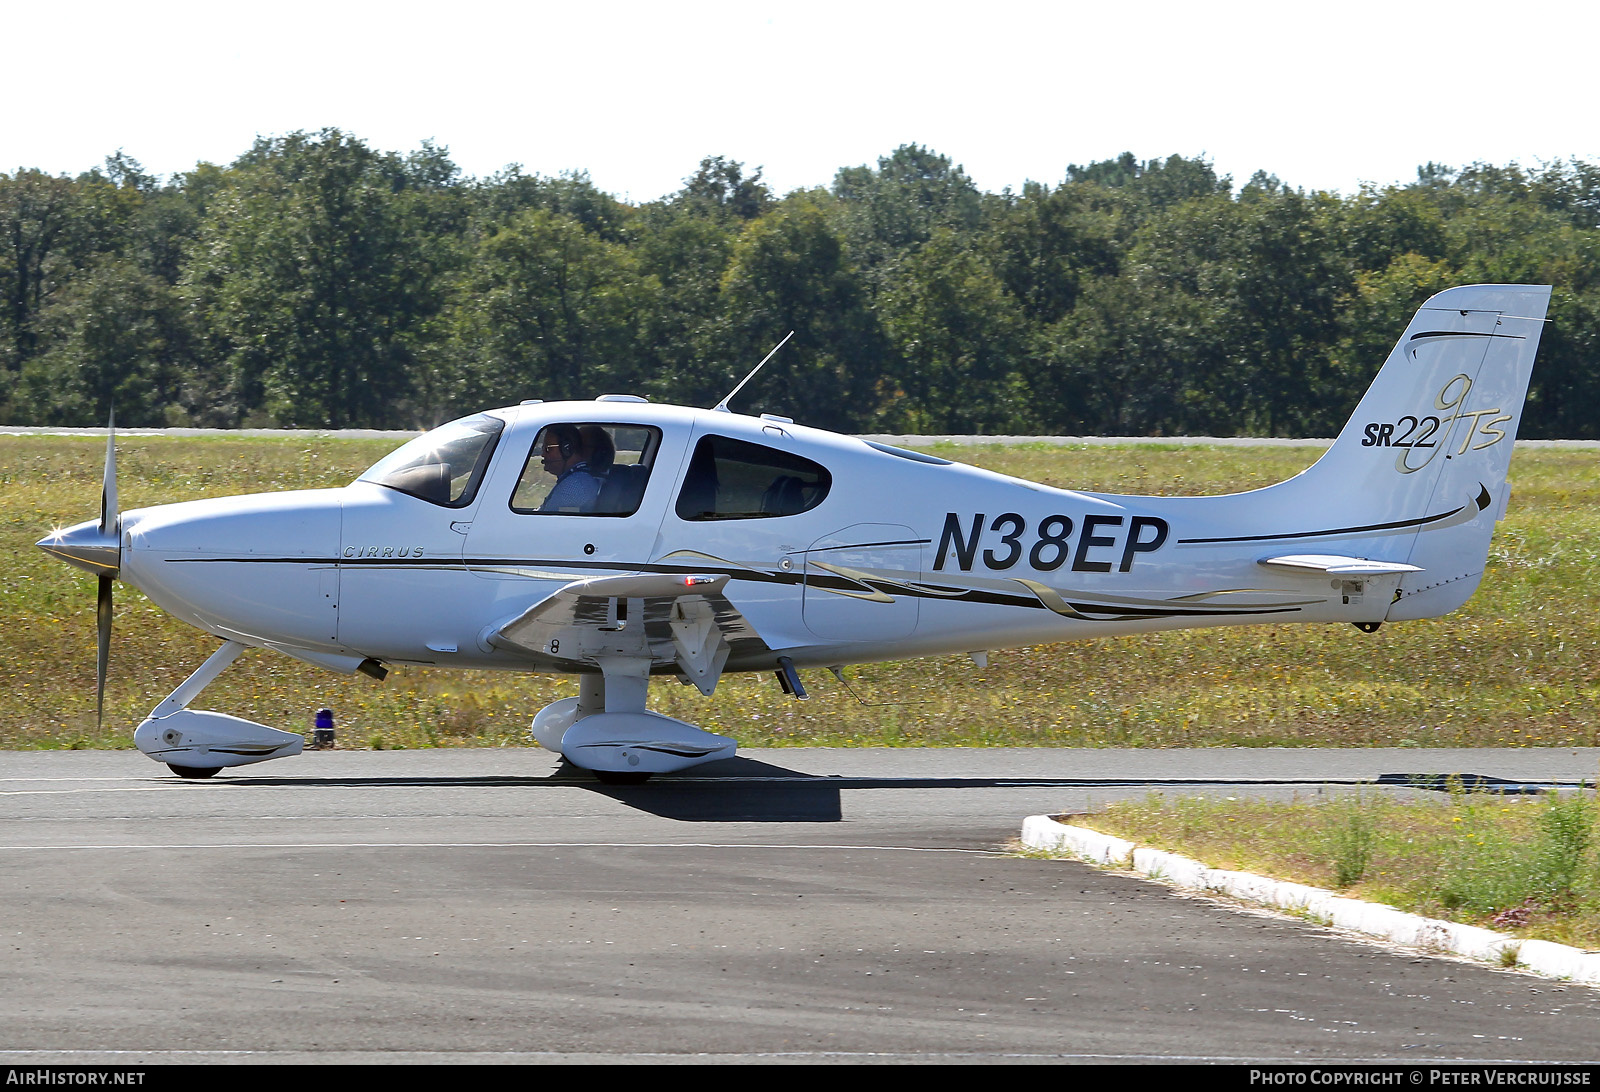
xmin=549 ymin=426 xmax=579 ymax=459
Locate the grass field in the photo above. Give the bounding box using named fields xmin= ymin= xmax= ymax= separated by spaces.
xmin=5 ymin=435 xmax=1598 ymax=751
xmin=1070 ymin=790 xmax=1600 ymax=950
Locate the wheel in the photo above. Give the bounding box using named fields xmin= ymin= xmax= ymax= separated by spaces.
xmin=168 ymin=764 xmax=221 ymax=779
xmin=593 ymin=769 xmax=652 ymax=786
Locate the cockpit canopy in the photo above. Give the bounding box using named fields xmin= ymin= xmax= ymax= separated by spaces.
xmin=357 ymin=408 xmax=837 ymax=520
xmin=357 ymin=413 xmax=504 ymax=508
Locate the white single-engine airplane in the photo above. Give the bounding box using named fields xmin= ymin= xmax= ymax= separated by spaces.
xmin=39 ymin=284 xmax=1550 ymax=782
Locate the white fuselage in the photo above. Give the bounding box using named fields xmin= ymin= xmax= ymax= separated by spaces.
xmin=43 ymin=284 xmax=1552 ymax=776
xmin=117 ymin=400 xmax=1412 ymax=677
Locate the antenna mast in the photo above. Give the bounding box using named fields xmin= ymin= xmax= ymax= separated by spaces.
xmin=712 ymin=331 xmax=795 ymax=413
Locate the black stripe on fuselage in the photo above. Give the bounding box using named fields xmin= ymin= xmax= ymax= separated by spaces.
xmin=1179 ymin=485 xmax=1492 ymax=546
xmin=1408 ymin=329 xmax=1524 ymax=341
xmin=164 ymin=554 xmax=1304 ymax=619
xmin=1178 ymin=507 xmax=1462 ymax=545
xmin=801 ymin=538 xmax=930 ymax=553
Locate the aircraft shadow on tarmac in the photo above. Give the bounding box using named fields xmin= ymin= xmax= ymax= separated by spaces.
xmin=153 ymin=755 xmax=1087 ymax=823
xmin=169 ymin=760 xmax=1564 ymax=824
xmin=167 ymin=756 xmax=850 ymax=822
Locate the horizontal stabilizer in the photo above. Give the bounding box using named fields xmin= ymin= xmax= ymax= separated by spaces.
xmin=1258 ymin=554 xmax=1423 ymax=576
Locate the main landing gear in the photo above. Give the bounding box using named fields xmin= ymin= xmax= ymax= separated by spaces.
xmin=530 ymin=659 xmax=736 ymax=783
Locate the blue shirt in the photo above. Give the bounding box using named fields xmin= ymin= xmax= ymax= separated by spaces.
xmin=541 ymin=463 xmax=602 ymax=513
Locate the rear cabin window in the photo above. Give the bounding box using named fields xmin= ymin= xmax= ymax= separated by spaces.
xmin=674 ymin=434 xmax=831 ymax=521
xmin=509 ymin=423 xmax=661 ymax=516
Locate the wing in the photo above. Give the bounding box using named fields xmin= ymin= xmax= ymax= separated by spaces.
xmin=484 ymin=573 xmax=773 ymax=694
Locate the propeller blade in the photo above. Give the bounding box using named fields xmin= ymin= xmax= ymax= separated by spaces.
xmin=100 ymin=409 xmax=117 ymax=537
xmin=96 ymin=573 xmax=113 ymax=729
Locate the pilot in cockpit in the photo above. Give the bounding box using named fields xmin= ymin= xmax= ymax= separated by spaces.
xmin=538 ymin=424 xmax=603 ymax=513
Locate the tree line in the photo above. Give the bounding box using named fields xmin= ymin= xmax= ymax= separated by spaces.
xmin=4 ymin=132 xmax=1599 ymax=437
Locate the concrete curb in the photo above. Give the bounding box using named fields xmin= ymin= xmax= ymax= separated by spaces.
xmin=1021 ymin=814 xmax=1600 ymax=986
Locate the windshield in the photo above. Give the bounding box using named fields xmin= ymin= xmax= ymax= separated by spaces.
xmin=357 ymin=414 xmax=504 ymax=507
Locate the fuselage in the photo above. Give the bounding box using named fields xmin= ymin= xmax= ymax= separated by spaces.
xmin=35 ymin=284 xmax=1549 ymax=778
xmin=110 ymin=398 xmax=1402 ymax=676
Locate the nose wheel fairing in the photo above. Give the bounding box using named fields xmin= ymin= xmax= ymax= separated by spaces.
xmin=130 ymin=640 xmax=303 ymax=772
xmin=133 ymin=708 xmax=304 ymax=771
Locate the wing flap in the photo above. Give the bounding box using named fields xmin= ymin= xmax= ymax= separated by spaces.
xmin=486 ymin=572 xmax=770 ymax=694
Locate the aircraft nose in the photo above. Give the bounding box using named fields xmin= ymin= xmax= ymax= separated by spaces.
xmin=37 ymin=518 xmax=121 ymax=576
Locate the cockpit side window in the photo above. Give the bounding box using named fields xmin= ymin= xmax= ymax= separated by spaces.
xmin=510 ymin=423 xmax=661 ymax=516
xmin=357 ymin=414 xmax=503 ymax=508
xmin=674 ymin=434 xmax=831 ymax=521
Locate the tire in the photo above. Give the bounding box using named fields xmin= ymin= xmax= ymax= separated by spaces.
xmin=168 ymin=764 xmax=221 ymax=779
xmin=593 ymin=769 xmax=651 ymax=786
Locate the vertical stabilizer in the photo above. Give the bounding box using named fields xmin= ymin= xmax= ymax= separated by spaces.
xmin=1275 ymin=284 xmax=1550 ymax=619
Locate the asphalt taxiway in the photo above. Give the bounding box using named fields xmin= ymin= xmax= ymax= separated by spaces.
xmin=2 ymin=747 xmax=1596 ymax=1064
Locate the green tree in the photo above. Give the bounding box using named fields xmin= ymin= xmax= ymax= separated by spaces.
xmin=1065 ymin=152 xmax=1230 ymax=221
xmin=1029 ymin=272 xmax=1213 ymax=435
xmin=718 ymin=195 xmax=890 ymax=431
xmin=16 ymin=260 xmax=190 ymax=425
xmin=0 ymin=162 xmax=158 ymax=420
xmin=1339 ymin=184 xmax=1449 ymax=274
xmin=876 ymin=229 xmax=1027 ymax=432
xmin=449 ymin=207 xmax=653 ymax=407
xmin=1123 ymin=184 xmax=1349 ymax=434
xmin=831 ymin=145 xmax=983 ymax=278
xmin=1329 ymin=253 xmax=1460 ymax=422
xmin=184 ymin=130 xmax=451 ymax=426
xmin=1531 ymin=288 xmax=1600 ymax=438
xmin=631 ymin=203 xmax=740 ymax=406
xmin=674 ymin=155 xmax=773 ymax=222
xmin=473 ymin=167 xmax=634 ymax=243
xmin=0 ymin=171 xmax=92 ymax=406
xmin=989 ymin=180 xmax=1125 ymax=325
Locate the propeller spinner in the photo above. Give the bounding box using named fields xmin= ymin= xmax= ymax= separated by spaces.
xmin=36 ymin=415 xmax=121 ymax=726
